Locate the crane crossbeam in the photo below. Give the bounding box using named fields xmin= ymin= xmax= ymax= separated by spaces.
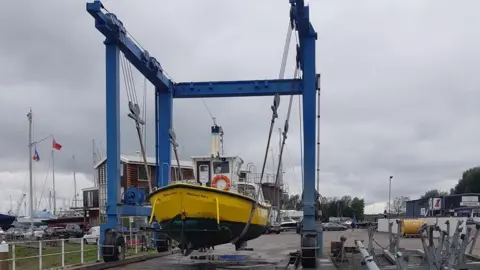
xmin=87 ymin=1 xmax=171 ymax=91
xmin=173 ymin=79 xmax=303 ymax=98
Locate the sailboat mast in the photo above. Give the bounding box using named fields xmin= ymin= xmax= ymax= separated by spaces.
xmin=92 ymin=139 xmax=97 ymax=187
xmin=276 ymin=128 xmax=282 ymax=223
xmin=27 ymin=109 xmax=34 ymax=229
xmin=52 ymin=148 xmax=56 ymax=215
xmin=48 ymin=190 xmax=52 ymax=212
xmin=73 ymin=155 xmax=77 ymax=208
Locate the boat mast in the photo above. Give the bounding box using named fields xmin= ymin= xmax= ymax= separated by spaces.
xmin=92 ymin=139 xmax=97 ymax=187
xmin=52 ymin=147 xmax=56 ymax=215
xmin=276 ymin=128 xmax=283 ymax=223
xmin=73 ymin=155 xmax=77 ymax=208
xmin=27 ymin=109 xmax=34 ymax=230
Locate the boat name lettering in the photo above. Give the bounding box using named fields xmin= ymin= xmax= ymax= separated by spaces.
xmin=186 ymin=192 xmax=208 ymax=199
xmin=162 ymin=192 xmax=177 ymax=197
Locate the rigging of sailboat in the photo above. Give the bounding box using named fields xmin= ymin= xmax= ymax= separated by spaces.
xmin=21 ymin=109 xmax=64 ymax=229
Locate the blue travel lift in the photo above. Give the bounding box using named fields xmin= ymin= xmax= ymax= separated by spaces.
xmin=86 ymin=0 xmax=320 ymax=268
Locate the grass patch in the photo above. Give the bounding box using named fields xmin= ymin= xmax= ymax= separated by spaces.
xmin=8 ymin=241 xmax=98 ymax=270
xmin=7 ymin=240 xmax=157 ymax=270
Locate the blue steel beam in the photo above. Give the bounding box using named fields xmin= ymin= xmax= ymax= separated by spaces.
xmin=101 ymin=40 xmax=121 ymax=249
xmin=173 ymin=79 xmax=303 ymax=98
xmin=86 ymin=1 xmax=172 ymax=92
xmin=156 ymin=89 xmax=173 ymax=188
xmin=292 ymin=1 xmax=322 ymax=258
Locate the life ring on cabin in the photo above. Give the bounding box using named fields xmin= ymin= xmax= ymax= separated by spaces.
xmin=212 ymin=175 xmax=231 ymax=191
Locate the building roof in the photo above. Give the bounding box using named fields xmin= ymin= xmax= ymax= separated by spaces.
xmin=94 ymin=154 xmax=193 ymax=169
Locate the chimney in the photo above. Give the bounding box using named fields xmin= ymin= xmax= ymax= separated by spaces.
xmin=211 ymin=125 xmax=221 ymax=158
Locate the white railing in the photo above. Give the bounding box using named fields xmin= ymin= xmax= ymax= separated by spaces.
xmin=0 ymin=234 xmax=154 ymax=270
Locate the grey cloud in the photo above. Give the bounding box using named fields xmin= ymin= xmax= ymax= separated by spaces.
xmin=1 ymin=0 xmax=480 ymax=210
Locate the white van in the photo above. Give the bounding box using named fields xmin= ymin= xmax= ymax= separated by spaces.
xmin=83 ymin=226 xmax=100 ymax=245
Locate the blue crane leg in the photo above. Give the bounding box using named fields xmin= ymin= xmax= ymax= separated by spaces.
xmin=300 ymin=13 xmax=322 ymax=258
xmin=156 ymin=88 xmax=173 ymax=187
xmin=102 ymin=41 xmax=121 ymax=250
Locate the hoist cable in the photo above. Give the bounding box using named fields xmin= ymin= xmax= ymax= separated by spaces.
xmin=119 ymin=34 xmax=153 ymax=191
xmin=273 ymin=68 xmax=299 ymax=223
xmin=232 ymin=20 xmax=294 ymax=245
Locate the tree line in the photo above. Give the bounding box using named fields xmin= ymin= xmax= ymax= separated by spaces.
xmin=385 ymin=166 xmax=480 ymax=216
xmin=282 ymin=193 xmax=365 ymax=221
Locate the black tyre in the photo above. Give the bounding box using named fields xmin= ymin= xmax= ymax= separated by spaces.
xmin=156 ymin=234 xmax=171 ymax=253
xmin=102 ymin=231 xmax=126 ymax=262
xmin=301 ymin=235 xmax=317 ymax=269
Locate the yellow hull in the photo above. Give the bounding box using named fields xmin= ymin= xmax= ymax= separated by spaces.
xmin=147 ymin=183 xmax=270 ymax=248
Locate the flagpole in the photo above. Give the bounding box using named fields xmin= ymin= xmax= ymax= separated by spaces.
xmin=52 ymin=148 xmax=56 ymax=215
xmin=27 ymin=109 xmax=34 ymax=230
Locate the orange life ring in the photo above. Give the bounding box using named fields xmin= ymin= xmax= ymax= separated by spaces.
xmin=211 ymin=175 xmax=231 ymax=191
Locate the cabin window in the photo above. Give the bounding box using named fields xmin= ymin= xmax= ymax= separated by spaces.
xmin=213 ymin=161 xmax=230 ymax=174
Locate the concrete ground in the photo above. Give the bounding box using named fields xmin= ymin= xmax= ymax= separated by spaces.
xmin=110 ymin=229 xmax=480 ymax=269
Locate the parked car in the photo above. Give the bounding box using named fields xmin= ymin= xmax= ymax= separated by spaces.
xmin=280 ymin=216 xmax=298 ymax=231
xmin=83 ymin=226 xmax=100 ymax=245
xmin=23 ymin=227 xmax=45 ymax=239
xmin=6 ymin=228 xmax=25 ymax=239
xmin=65 ymin=224 xmax=84 ymax=238
xmin=265 ymin=222 xmax=281 ymax=234
xmin=323 ymin=223 xmax=347 ymax=231
xmin=44 ymin=227 xmax=69 ymax=239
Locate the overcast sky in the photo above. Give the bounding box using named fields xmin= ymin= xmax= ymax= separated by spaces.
xmin=1 ymin=0 xmax=479 ymax=215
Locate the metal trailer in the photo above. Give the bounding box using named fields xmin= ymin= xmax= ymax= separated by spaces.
xmin=85 ymin=0 xmax=321 ymax=268
xmin=355 ymin=220 xmax=480 ymax=270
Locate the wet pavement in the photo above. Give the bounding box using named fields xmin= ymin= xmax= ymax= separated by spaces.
xmin=100 ymin=229 xmax=480 ymax=269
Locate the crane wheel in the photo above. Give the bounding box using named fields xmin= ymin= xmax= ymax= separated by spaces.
xmin=102 ymin=230 xmax=126 ymax=262
xmin=301 ymin=235 xmax=317 ymax=269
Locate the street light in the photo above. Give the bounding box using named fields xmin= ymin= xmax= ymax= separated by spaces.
xmin=388 ymin=176 xmax=393 ymax=221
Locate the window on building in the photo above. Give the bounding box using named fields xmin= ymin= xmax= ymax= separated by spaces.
xmin=138 ymin=166 xmax=149 ymax=181
xmin=213 ymin=161 xmax=230 ymax=174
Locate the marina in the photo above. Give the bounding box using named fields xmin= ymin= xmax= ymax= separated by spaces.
xmin=1 ymin=0 xmax=478 ymax=269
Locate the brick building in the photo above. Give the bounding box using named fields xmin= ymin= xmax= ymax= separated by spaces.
xmin=81 ymin=154 xmax=193 ymax=226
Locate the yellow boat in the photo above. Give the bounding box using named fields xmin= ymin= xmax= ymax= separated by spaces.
xmin=147 ymin=125 xmax=271 ymax=252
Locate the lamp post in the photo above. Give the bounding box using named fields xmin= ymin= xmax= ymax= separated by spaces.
xmin=388 ymin=176 xmax=393 ymax=221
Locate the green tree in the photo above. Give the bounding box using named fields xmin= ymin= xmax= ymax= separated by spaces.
xmin=350 ymin=197 xmax=365 ymax=221
xmin=283 ymin=194 xmax=302 ymax=210
xmin=385 ymin=196 xmax=409 ymax=216
xmin=420 ymin=189 xmax=448 ymax=199
xmin=451 ymin=167 xmax=480 ymax=194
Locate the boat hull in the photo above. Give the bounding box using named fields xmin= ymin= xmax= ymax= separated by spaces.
xmin=148 ymin=183 xmax=270 ymax=249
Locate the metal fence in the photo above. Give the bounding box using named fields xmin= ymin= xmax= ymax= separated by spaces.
xmin=0 ymin=233 xmax=155 ymax=270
